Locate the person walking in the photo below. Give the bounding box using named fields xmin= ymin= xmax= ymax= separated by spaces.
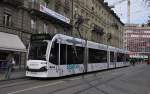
xmin=130 ymin=58 xmax=135 ymax=66
xmin=147 ymin=59 xmax=150 ymax=65
xmin=5 ymin=52 xmax=15 ymax=80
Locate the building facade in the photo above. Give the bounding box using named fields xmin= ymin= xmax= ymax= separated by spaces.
xmin=0 ymin=0 xmax=124 ymax=75
xmin=124 ymin=24 xmax=150 ymax=58
xmin=72 ymin=0 xmax=124 ymax=48
xmin=0 ymin=0 xmax=28 ymax=72
xmin=0 ymin=0 xmax=73 ymax=73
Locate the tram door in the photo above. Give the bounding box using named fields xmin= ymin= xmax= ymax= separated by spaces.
xmin=109 ymin=51 xmax=115 ymax=68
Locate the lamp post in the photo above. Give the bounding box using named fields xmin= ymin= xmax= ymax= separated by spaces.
xmin=106 ymin=32 xmax=111 ymax=68
xmin=105 ymin=22 xmax=114 ymax=68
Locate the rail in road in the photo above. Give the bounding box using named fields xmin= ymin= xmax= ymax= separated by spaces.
xmin=0 ymin=64 xmax=150 ymax=94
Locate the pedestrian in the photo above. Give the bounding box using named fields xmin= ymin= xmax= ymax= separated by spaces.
xmin=5 ymin=52 xmax=15 ymax=80
xmin=147 ymin=59 xmax=150 ymax=65
xmin=130 ymin=59 xmax=135 ymax=66
xmin=132 ymin=59 xmax=136 ymax=66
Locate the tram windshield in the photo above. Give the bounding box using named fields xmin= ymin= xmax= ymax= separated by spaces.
xmin=28 ymin=41 xmax=48 ymax=60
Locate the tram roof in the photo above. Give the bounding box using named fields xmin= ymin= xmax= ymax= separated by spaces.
xmin=54 ymin=34 xmax=128 ymax=53
xmin=31 ymin=34 xmax=128 ymax=53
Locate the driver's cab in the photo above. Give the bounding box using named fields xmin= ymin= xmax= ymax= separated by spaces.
xmin=26 ymin=40 xmax=50 ymax=72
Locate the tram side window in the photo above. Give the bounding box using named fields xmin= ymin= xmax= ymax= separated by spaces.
xmin=60 ymin=44 xmax=67 ymax=65
xmin=89 ymin=48 xmax=107 ymax=63
xmin=125 ymin=54 xmax=129 ymax=61
xmin=49 ymin=42 xmax=59 ymax=65
xmin=67 ymin=45 xmax=84 ymax=64
xmin=75 ymin=46 xmax=84 ymax=64
xmin=117 ymin=53 xmax=124 ymax=62
xmin=67 ymin=45 xmax=73 ymax=64
xmin=110 ymin=52 xmax=114 ymax=62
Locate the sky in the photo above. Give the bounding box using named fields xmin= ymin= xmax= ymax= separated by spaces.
xmin=104 ymin=0 xmax=150 ymax=24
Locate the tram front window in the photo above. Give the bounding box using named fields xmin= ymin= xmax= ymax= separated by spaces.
xmin=28 ymin=41 xmax=48 ymax=60
xmin=49 ymin=42 xmax=58 ymax=65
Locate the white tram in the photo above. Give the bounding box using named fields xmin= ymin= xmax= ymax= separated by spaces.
xmin=26 ymin=34 xmax=129 ymax=78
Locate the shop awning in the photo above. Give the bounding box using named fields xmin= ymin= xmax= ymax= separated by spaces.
xmin=0 ymin=32 xmax=26 ymax=52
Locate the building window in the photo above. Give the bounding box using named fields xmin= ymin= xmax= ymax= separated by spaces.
xmin=55 ymin=1 xmax=61 ymax=12
xmin=3 ymin=13 xmax=12 ymax=26
xmin=64 ymin=0 xmax=70 ymax=14
xmin=44 ymin=23 xmax=48 ymax=33
xmin=31 ymin=19 xmax=36 ymax=31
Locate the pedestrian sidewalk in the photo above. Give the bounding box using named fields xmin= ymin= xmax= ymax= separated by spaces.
xmin=0 ymin=70 xmax=26 ymax=81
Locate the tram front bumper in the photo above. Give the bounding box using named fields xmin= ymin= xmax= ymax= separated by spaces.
xmin=26 ymin=71 xmax=48 ymax=78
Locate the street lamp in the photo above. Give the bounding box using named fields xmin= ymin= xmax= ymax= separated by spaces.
xmin=106 ymin=32 xmax=112 ymax=68
xmin=104 ymin=22 xmax=116 ymax=68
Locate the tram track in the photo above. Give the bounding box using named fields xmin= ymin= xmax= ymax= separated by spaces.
xmin=73 ymin=65 xmax=147 ymax=94
xmin=0 ymin=80 xmax=39 ymax=89
xmin=1 ymin=64 xmax=148 ymax=94
xmin=0 ymin=72 xmax=107 ymax=90
xmin=46 ymin=73 xmax=125 ymax=94
xmin=0 ymin=77 xmax=62 ymax=89
xmin=0 ymin=78 xmax=29 ymax=86
xmin=5 ymin=75 xmax=105 ymax=94
xmin=74 ymin=73 xmax=125 ymax=94
xmin=0 ymin=68 xmax=118 ymax=89
xmin=1 ymin=67 xmax=129 ymax=94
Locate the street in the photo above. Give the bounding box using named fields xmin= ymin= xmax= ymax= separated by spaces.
xmin=0 ymin=64 xmax=150 ymax=94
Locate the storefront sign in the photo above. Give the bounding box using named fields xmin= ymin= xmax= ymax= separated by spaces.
xmin=40 ymin=5 xmax=70 ymax=24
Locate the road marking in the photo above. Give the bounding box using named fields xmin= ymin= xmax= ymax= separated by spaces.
xmin=7 ymin=81 xmax=64 ymax=94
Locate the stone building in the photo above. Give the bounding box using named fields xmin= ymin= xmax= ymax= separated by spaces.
xmin=0 ymin=0 xmax=73 ymax=71
xmin=72 ymin=0 xmax=124 ymax=48
xmin=0 ymin=0 xmax=124 ymax=72
xmin=0 ymin=0 xmax=28 ymax=71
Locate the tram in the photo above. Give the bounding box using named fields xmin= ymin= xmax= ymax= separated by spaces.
xmin=26 ymin=34 xmax=129 ymax=78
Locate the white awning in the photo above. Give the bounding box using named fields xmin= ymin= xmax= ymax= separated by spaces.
xmin=0 ymin=32 xmax=26 ymax=52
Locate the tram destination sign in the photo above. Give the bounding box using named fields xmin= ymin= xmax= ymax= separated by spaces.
xmin=31 ymin=34 xmax=52 ymax=41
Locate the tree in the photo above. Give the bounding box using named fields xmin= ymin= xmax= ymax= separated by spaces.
xmin=147 ymin=16 xmax=150 ymax=26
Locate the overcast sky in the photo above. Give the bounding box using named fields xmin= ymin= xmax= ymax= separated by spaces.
xmin=104 ymin=0 xmax=150 ymax=24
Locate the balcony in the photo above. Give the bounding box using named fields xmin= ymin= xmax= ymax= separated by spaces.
xmin=92 ymin=24 xmax=104 ymax=36
xmin=0 ymin=0 xmax=23 ymax=6
xmin=29 ymin=2 xmax=72 ymax=28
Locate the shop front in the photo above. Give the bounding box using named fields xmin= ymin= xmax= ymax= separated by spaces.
xmin=0 ymin=32 xmax=26 ymax=80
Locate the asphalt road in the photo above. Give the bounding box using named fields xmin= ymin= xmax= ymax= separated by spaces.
xmin=0 ymin=64 xmax=150 ymax=94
